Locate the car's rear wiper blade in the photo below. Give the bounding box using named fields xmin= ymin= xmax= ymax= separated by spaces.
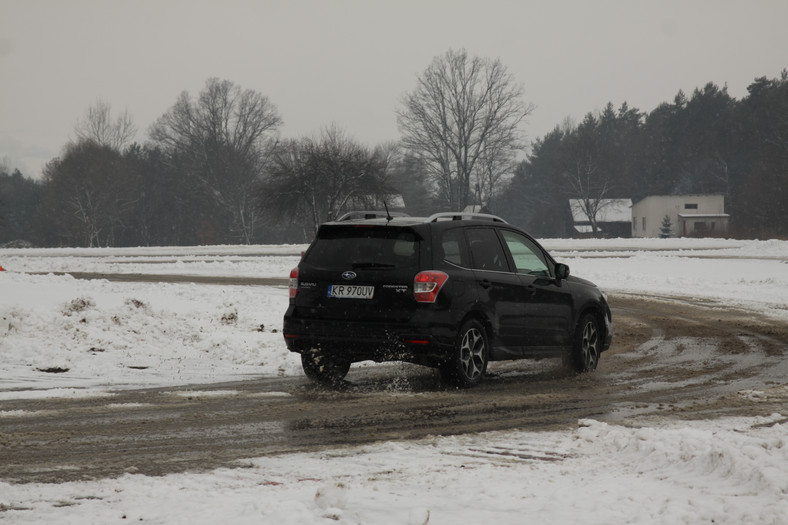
xmin=352 ymin=262 xmax=395 ymax=269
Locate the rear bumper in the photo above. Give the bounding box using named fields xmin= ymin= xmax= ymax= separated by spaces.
xmin=283 ymin=313 xmax=455 ymax=365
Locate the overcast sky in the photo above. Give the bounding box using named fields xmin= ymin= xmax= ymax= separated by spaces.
xmin=2 ymin=0 xmax=787 ymax=179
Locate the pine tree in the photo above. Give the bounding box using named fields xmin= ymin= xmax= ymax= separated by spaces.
xmin=659 ymin=215 xmax=673 ymax=238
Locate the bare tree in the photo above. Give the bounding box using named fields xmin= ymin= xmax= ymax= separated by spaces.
xmin=150 ymin=78 xmax=282 ymax=243
xmin=259 ymin=126 xmax=393 ymax=239
xmin=74 ymin=100 xmax=137 ymax=150
xmin=473 ymin=136 xmax=518 ymax=212
xmin=566 ymin=151 xmax=609 ymax=237
xmin=40 ymin=141 xmax=138 ymax=247
xmin=397 ymin=49 xmax=533 ymax=211
xmin=568 ymin=170 xmax=612 ymax=236
xmin=560 ymin=113 xmax=616 ymax=236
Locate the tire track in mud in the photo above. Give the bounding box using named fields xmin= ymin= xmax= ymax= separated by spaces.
xmin=1 ymin=293 xmax=786 ymax=483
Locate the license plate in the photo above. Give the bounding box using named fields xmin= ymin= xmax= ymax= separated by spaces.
xmin=327 ymin=284 xmax=375 ymax=299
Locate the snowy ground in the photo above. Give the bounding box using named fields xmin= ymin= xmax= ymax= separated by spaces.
xmin=1 ymin=238 xmax=787 ymax=524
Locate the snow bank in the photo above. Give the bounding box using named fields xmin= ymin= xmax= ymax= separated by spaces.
xmin=0 ymin=272 xmax=301 ymax=395
xmin=1 ymin=416 xmax=785 ymax=524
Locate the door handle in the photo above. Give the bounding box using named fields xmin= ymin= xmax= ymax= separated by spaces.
xmin=526 ymin=285 xmax=537 ymax=296
xmin=479 ymin=279 xmax=492 ymax=289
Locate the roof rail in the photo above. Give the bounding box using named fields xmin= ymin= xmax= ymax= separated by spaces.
xmin=336 ymin=211 xmax=410 ymax=221
xmin=426 ymin=212 xmax=508 ymax=224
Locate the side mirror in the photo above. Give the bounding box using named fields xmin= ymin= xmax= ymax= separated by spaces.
xmin=555 ymin=263 xmax=570 ymax=280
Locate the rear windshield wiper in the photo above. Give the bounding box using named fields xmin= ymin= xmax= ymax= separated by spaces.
xmin=351 ymin=262 xmax=396 ymax=269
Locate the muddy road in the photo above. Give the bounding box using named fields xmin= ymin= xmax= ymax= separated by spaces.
xmin=2 ymin=293 xmax=787 ymax=484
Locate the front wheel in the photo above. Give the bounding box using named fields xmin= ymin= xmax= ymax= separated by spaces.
xmin=567 ymin=313 xmax=601 ymax=373
xmin=440 ymin=319 xmax=489 ymax=388
xmin=301 ymin=349 xmax=351 ymax=386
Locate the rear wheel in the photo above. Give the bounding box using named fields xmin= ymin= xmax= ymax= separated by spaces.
xmin=440 ymin=319 xmax=489 ymax=388
xmin=567 ymin=313 xmax=600 ymax=372
xmin=301 ymin=349 xmax=351 ymax=386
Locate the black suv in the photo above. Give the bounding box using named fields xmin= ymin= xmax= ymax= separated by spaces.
xmin=283 ymin=212 xmax=612 ymax=387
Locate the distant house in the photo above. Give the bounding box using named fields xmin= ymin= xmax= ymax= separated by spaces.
xmin=569 ymin=199 xmax=633 ymax=238
xmin=631 ymin=194 xmax=729 ymax=238
xmin=462 ymin=204 xmax=491 ymax=214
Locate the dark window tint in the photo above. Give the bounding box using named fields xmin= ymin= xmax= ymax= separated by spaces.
xmin=306 ymin=227 xmax=419 ymax=269
xmin=440 ymin=228 xmax=469 ymax=267
xmin=467 ymin=228 xmax=509 ymax=272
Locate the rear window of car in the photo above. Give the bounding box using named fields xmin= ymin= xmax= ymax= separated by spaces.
xmin=305 ymin=227 xmax=420 ymax=269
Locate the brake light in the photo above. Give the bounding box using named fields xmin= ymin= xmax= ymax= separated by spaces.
xmin=289 ymin=267 xmax=299 ymax=298
xmin=413 ymin=271 xmax=449 ymax=303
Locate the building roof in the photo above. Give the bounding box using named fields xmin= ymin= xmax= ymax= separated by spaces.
xmin=569 ymin=199 xmax=632 ymax=224
xmin=631 ymin=193 xmax=725 ymax=205
xmin=677 ymin=213 xmax=730 ymax=219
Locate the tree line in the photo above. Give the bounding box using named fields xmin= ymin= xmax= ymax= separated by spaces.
xmin=497 ymin=73 xmax=788 ymax=239
xmin=1 ymin=51 xmax=787 ymax=247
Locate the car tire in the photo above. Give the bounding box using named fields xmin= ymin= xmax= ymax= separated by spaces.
xmin=440 ymin=319 xmax=489 ymax=388
xmin=301 ymin=349 xmax=351 ymax=386
xmin=567 ymin=313 xmax=601 ymax=373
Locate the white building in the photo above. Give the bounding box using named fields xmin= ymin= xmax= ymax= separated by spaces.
xmin=631 ymin=194 xmax=729 ymax=238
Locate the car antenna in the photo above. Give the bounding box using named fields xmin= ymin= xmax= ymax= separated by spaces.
xmin=384 ymin=200 xmax=393 ymax=223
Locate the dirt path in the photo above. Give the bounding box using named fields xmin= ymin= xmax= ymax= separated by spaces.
xmin=34 ymin=272 xmax=289 ymax=286
xmin=1 ymin=293 xmax=786 ymax=484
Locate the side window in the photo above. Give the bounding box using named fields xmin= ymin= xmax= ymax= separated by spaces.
xmin=466 ymin=228 xmax=510 ymax=272
xmin=500 ymin=230 xmax=550 ymax=276
xmin=440 ymin=228 xmax=469 ymax=267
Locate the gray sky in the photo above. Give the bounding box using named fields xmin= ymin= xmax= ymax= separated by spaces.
xmin=2 ymin=0 xmax=787 ymax=179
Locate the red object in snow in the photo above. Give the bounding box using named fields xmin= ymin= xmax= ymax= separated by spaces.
xmin=0 ymin=265 xmax=5 ymax=271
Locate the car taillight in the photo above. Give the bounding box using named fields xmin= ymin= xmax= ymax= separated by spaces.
xmin=289 ymin=267 xmax=299 ymax=298
xmin=413 ymin=271 xmax=449 ymax=303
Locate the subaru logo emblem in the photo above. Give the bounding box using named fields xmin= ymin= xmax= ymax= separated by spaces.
xmin=342 ymin=271 xmax=357 ymax=280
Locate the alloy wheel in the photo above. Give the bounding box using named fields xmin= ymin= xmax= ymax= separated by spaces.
xmin=459 ymin=327 xmax=486 ymax=381
xmin=581 ymin=320 xmax=599 ymax=369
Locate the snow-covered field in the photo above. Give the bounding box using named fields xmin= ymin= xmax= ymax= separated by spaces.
xmin=1 ymin=238 xmax=787 ymax=524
